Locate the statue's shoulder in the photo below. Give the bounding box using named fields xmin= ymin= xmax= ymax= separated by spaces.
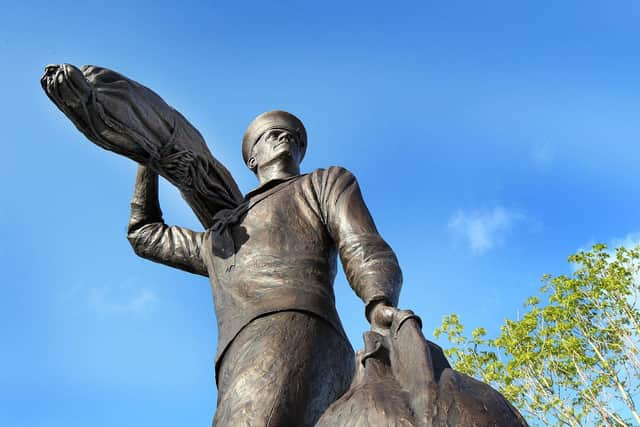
xmin=304 ymin=167 xmax=359 ymax=199
xmin=307 ymin=166 xmax=356 ymax=182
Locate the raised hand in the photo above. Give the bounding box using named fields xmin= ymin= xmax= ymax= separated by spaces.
xmin=41 ymin=64 xmax=92 ymax=110
xmin=41 ymin=63 xmax=243 ymax=228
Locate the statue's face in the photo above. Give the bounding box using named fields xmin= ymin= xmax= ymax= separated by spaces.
xmin=250 ymin=128 xmax=302 ymax=170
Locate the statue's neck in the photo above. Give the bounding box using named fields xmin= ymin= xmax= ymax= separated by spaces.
xmin=256 ymin=163 xmax=300 ymax=186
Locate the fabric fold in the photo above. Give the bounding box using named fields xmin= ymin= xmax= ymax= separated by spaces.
xmin=41 ymin=63 xmax=243 ymax=228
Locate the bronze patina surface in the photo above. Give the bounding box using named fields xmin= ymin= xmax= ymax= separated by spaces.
xmin=42 ymin=64 xmax=528 ymax=426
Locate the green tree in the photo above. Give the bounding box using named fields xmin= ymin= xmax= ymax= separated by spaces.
xmin=434 ymin=244 xmax=640 ymax=426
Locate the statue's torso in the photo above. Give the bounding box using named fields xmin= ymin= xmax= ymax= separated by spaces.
xmin=203 ymin=170 xmax=346 ymax=363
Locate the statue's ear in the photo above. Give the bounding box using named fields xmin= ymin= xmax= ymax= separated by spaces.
xmin=248 ymin=157 xmax=257 ymax=171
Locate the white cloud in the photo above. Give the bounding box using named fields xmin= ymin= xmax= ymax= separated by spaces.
xmin=62 ymin=278 xmax=157 ymax=315
xmin=88 ymin=286 xmax=157 ymax=314
xmin=577 ymin=232 xmax=640 ymax=258
xmin=448 ymin=206 xmax=525 ymax=254
xmin=531 ymin=141 xmax=555 ymax=170
xmin=611 ymin=232 xmax=640 ymax=250
xmin=573 ymin=233 xmax=640 ymax=283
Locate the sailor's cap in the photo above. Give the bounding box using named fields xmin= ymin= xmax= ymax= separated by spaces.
xmin=242 ymin=110 xmax=307 ymax=165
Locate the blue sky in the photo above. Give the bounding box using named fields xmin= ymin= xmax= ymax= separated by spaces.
xmin=1 ymin=1 xmax=639 ymax=425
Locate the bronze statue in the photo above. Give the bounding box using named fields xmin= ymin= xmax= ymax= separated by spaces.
xmin=42 ymin=64 xmax=528 ymax=426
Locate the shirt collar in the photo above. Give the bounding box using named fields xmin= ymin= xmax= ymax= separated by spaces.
xmin=243 ymin=174 xmax=302 ymax=201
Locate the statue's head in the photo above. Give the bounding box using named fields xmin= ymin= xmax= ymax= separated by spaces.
xmin=242 ymin=110 xmax=307 ymax=174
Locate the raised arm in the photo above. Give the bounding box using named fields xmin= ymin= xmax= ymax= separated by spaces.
xmin=42 ymin=64 xmax=243 ymax=228
xmin=316 ymin=167 xmax=402 ymax=326
xmin=127 ymin=165 xmax=209 ymax=277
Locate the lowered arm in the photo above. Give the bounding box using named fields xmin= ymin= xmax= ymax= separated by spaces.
xmin=317 ymin=167 xmax=403 ymax=323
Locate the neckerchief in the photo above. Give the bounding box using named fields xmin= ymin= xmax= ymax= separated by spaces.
xmin=210 ymin=175 xmax=304 ymax=273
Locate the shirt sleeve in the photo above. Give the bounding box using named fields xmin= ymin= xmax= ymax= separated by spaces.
xmin=314 ymin=166 xmax=402 ymax=312
xmin=127 ymin=165 xmax=209 ymax=277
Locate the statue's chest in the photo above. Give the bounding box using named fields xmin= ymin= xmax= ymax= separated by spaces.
xmin=205 ymin=189 xmax=335 ymax=282
xmin=207 ymin=185 xmax=330 ymax=266
xmin=239 ymin=193 xmax=327 ymax=250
